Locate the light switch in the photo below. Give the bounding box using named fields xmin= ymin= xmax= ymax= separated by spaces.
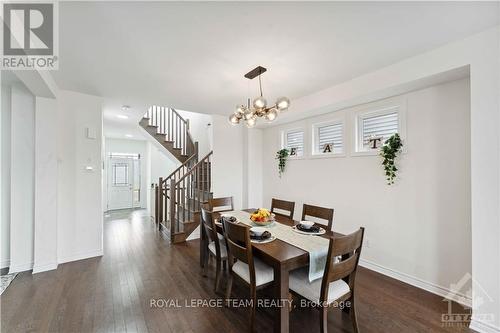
xmin=86 ymin=127 xmax=96 ymax=139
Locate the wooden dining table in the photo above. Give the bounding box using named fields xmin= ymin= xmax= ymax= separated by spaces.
xmin=200 ymin=208 xmax=343 ymax=333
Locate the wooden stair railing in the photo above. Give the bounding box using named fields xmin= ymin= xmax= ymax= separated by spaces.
xmin=154 ymin=151 xmax=213 ymax=244
xmin=169 ymin=151 xmax=213 ymax=240
xmin=140 ymin=105 xmax=212 ymax=244
xmin=155 ymin=152 xmax=198 ymax=229
xmin=140 ymin=106 xmax=195 ymax=163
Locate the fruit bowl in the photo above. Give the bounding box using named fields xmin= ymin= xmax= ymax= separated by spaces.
xmin=250 ymin=208 xmax=275 ymax=226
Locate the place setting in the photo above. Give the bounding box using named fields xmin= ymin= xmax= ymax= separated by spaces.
xmin=249 ymin=226 xmax=276 ymax=244
xmin=292 ymin=220 xmax=326 ymax=235
xmin=215 ymin=214 xmax=237 ymax=226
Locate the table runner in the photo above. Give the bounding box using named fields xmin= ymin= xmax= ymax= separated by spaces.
xmin=226 ymin=210 xmax=329 ymax=282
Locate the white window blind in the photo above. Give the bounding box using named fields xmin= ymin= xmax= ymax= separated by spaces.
xmin=361 ymin=112 xmax=398 ymax=147
xmin=285 ymin=130 xmax=304 ymax=156
xmin=317 ymin=123 xmax=343 ymax=154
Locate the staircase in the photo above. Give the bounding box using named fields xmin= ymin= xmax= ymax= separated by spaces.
xmin=140 ymin=106 xmax=213 ymax=244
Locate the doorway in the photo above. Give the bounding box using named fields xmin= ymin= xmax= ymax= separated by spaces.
xmin=107 ymin=153 xmax=141 ymax=210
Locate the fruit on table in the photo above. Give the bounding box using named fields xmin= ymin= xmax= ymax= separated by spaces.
xmin=250 ymin=208 xmax=271 ymax=222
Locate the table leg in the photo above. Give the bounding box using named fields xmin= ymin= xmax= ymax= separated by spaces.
xmin=274 ymin=267 xmax=290 ymax=333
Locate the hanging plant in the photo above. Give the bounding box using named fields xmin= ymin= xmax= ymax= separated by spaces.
xmin=276 ymin=148 xmax=290 ymax=177
xmin=380 ymin=133 xmax=403 ymax=185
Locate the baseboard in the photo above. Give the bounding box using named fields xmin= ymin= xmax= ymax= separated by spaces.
xmin=359 ymin=258 xmax=472 ymax=307
xmin=8 ymin=262 xmax=34 ymax=274
xmin=470 ymin=319 xmax=500 ymax=333
xmin=1 ymin=259 xmax=10 ymax=269
xmin=32 ymin=262 xmax=58 ymax=274
xmin=58 ymin=249 xmax=103 ymax=264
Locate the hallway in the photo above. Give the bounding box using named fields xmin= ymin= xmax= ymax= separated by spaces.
xmin=1 ymin=210 xmax=471 ymax=332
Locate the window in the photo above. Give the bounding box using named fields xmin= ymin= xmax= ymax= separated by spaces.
xmin=283 ymin=129 xmax=304 ymax=157
xmin=356 ymin=106 xmax=401 ymax=153
xmin=313 ymin=121 xmax=344 ymax=155
xmin=113 ymin=164 xmax=129 ymax=185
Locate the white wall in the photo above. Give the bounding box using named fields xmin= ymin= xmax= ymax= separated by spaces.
xmin=33 ymin=97 xmax=58 ymax=273
xmin=211 ymin=115 xmax=245 ymax=210
xmin=9 ymin=83 xmax=35 ymax=273
xmin=104 ymin=138 xmax=149 ymax=210
xmin=150 ymin=142 xmax=179 ymax=183
xmin=177 ymin=109 xmax=212 ymax=156
xmin=1 ymin=84 xmax=12 ymax=269
xmin=246 ymin=128 xmax=264 ymax=209
xmin=57 ymin=90 xmax=103 ymax=263
xmin=263 ymin=78 xmax=472 ymax=303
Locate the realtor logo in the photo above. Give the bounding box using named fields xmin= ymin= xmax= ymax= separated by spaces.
xmin=1 ymin=2 xmax=58 ymax=69
xmin=441 ymin=273 xmax=495 ymax=328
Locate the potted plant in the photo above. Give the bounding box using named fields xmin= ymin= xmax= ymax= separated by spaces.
xmin=276 ymin=148 xmax=289 ymax=177
xmin=380 ymin=133 xmax=403 ymax=185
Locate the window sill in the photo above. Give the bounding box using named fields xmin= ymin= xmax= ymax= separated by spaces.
xmin=351 ymin=150 xmax=381 ymax=157
xmin=352 ymin=146 xmax=407 ymax=157
xmin=310 ymin=153 xmax=346 ymax=159
xmin=287 ymin=155 xmax=306 ymax=160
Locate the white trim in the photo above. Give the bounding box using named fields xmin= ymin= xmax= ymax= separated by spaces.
xmin=58 ymin=249 xmax=103 ymax=264
xmin=8 ymin=262 xmax=33 ymax=274
xmin=351 ymin=97 xmax=407 ymax=156
xmin=281 ymin=127 xmax=306 ymax=159
xmin=359 ymin=258 xmax=472 ymax=307
xmin=470 ymin=319 xmax=500 ymax=333
xmin=311 ymin=118 xmax=345 ymax=157
xmin=1 ymin=259 xmax=10 ymax=269
xmin=32 ymin=262 xmax=58 ymax=274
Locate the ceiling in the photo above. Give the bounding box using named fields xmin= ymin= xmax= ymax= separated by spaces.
xmin=53 ymin=1 xmax=499 ymax=133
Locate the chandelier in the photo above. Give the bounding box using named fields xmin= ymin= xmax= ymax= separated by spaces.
xmin=228 ymin=66 xmax=290 ymax=128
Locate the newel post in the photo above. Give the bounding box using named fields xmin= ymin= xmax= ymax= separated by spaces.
xmin=154 ymin=184 xmax=159 ymax=226
xmin=158 ymin=177 xmax=163 ymax=230
xmin=169 ymin=179 xmax=176 ymax=237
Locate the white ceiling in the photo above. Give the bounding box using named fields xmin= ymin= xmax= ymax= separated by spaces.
xmin=53 ymin=1 xmax=499 ymax=134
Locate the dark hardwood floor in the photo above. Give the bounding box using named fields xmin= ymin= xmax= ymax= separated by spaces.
xmin=1 ymin=209 xmax=473 ymax=332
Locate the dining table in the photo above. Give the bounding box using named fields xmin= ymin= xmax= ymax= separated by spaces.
xmin=200 ymin=208 xmax=344 ymax=333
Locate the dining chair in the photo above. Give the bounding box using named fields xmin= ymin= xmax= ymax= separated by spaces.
xmin=209 ymin=196 xmax=234 ymax=212
xmin=200 ymin=207 xmax=228 ymax=293
xmin=222 ymin=219 xmax=274 ymax=332
xmin=270 ymin=198 xmax=295 ymax=219
xmin=289 ymin=227 xmax=365 ymax=333
xmin=301 ymin=204 xmax=334 ymax=231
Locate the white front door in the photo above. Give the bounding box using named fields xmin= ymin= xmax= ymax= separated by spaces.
xmin=108 ymin=157 xmax=134 ymax=210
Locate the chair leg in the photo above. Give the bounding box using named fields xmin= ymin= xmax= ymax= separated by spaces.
xmin=225 ymin=274 xmax=233 ymax=307
xmin=214 ymin=257 xmax=222 ymax=293
xmin=350 ymin=297 xmax=359 ymax=333
xmin=222 ymin=260 xmax=227 ymax=272
xmin=202 ymin=253 xmax=209 ymax=277
xmin=250 ymin=285 xmax=257 ymax=332
xmin=319 ymin=306 xmax=328 ymax=333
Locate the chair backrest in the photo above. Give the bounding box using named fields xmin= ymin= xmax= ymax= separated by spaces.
xmin=222 ymin=219 xmax=255 ymax=284
xmin=201 ymin=207 xmax=218 ymax=244
xmin=209 ymin=197 xmax=234 ymax=212
xmin=320 ymin=227 xmax=365 ymax=302
xmin=271 ymin=198 xmax=295 ymax=219
xmin=301 ymin=204 xmax=334 ymax=231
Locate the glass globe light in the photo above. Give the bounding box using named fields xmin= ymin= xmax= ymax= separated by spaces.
xmin=228 ymin=113 xmax=240 ymax=125
xmin=243 ymin=109 xmax=255 ymax=120
xmin=236 ymin=105 xmax=245 ymax=115
xmin=265 ymin=108 xmax=278 ymax=122
xmin=276 ymin=97 xmax=290 ymax=111
xmin=253 ymin=96 xmax=267 ymax=109
xmin=245 ymin=117 xmax=256 ymax=128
